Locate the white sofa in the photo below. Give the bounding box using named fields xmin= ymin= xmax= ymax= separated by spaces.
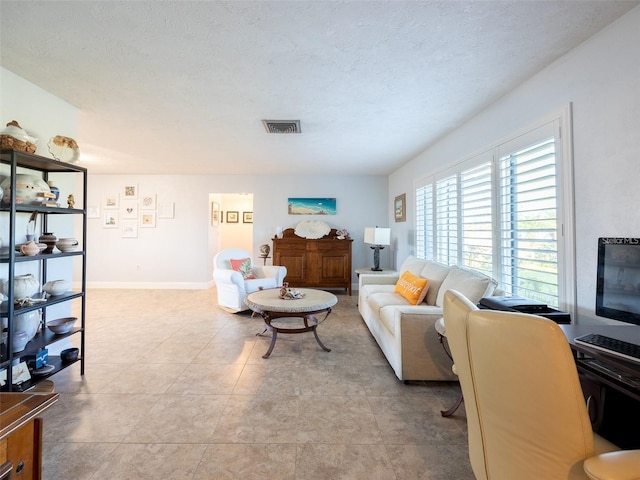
xmin=213 ymin=248 xmax=287 ymax=312
xmin=358 ymin=256 xmax=498 ymax=382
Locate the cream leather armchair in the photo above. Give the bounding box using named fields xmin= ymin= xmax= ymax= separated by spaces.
xmin=213 ymin=248 xmax=287 ymax=312
xmin=442 ymin=290 xmax=640 ymax=480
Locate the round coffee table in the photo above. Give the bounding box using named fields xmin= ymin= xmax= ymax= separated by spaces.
xmin=245 ymin=288 xmax=337 ymax=358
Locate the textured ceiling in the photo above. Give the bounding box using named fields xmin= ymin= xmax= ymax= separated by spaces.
xmin=1 ymin=1 xmax=637 ymax=175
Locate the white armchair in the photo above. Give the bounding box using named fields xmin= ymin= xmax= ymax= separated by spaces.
xmin=213 ymin=248 xmax=287 ymax=312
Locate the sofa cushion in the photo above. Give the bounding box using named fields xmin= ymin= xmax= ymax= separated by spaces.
xmin=367 ymin=292 xmax=411 ymax=316
xmin=419 ymin=260 xmax=451 ymax=305
xmin=394 ymin=271 xmax=429 ymax=305
xmin=399 ymin=255 xmax=430 ymax=276
xmin=230 ymin=258 xmax=255 ymax=279
xmin=435 ymin=265 xmax=498 ymax=306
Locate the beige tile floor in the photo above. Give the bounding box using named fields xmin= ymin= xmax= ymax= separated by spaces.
xmin=40 ymin=288 xmax=473 ymax=479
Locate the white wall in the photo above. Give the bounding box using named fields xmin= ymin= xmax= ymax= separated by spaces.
xmin=0 ymin=68 xmax=80 ymax=350
xmin=87 ymin=174 xmax=388 ymax=289
xmin=2 ymin=69 xmax=389 ymax=293
xmin=388 ymin=7 xmax=640 ymax=324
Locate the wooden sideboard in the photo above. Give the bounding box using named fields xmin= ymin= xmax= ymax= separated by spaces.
xmin=1 ymin=392 xmax=59 ymax=480
xmin=272 ymin=228 xmax=353 ymax=295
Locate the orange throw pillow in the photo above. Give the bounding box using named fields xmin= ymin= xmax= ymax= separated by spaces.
xmin=230 ymin=258 xmax=255 ymax=279
xmin=394 ymin=271 xmax=429 ymax=305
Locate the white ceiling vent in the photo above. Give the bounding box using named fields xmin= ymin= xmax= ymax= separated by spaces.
xmin=262 ymin=119 xmax=301 ymax=134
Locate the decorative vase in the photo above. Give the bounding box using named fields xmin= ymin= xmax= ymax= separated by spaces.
xmin=15 ymin=310 xmax=41 ymax=341
xmin=0 ymin=174 xmax=50 ymax=205
xmin=12 ymin=330 xmax=30 ymax=353
xmin=276 ymin=226 xmax=284 ymax=239
xmin=2 ymin=273 xmax=39 ymax=299
xmin=39 ymin=232 xmax=58 ymax=253
xmin=47 ymin=180 xmax=60 ymax=202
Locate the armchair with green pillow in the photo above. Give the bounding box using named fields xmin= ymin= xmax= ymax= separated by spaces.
xmin=213 ymin=248 xmax=287 ymax=312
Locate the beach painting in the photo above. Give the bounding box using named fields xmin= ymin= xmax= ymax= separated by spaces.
xmin=288 ymin=197 xmax=337 ymax=215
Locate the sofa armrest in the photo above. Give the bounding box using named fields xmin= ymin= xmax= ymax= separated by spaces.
xmin=359 ymin=273 xmax=399 ymax=287
xmin=213 ymin=269 xmax=245 ymax=287
xmin=253 ymin=265 xmax=287 ymax=284
xmin=583 ymin=450 xmax=640 ymax=480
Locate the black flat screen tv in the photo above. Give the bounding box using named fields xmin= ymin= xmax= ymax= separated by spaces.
xmin=596 ymin=237 xmax=640 ymax=326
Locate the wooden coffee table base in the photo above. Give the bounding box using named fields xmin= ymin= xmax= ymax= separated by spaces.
xmin=257 ymin=309 xmax=332 ymax=359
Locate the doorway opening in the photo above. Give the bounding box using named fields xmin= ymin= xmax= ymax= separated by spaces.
xmin=209 ymin=193 xmax=254 ymax=273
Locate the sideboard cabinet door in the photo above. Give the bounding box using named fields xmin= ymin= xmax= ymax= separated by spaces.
xmin=272 ymin=228 xmax=352 ymax=295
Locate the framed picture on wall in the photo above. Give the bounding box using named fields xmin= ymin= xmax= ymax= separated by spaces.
xmin=227 ymin=211 xmax=239 ymax=223
xmin=121 ymin=200 xmax=138 ymax=219
xmin=140 ymin=212 xmax=156 ymax=228
xmin=103 ymin=211 xmax=119 ymax=228
xmin=103 ymin=194 xmax=119 ymax=210
xmin=121 ymin=221 xmax=138 ymax=238
xmin=394 ymin=193 xmax=406 ymax=222
xmin=122 ymin=183 xmax=138 ymax=200
xmin=243 ymin=211 xmax=253 ymax=223
xmin=211 ymin=202 xmax=220 ymax=226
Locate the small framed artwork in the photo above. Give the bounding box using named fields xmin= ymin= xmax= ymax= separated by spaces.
xmin=121 ymin=200 xmax=138 ymax=219
xmin=140 ymin=212 xmax=156 ymax=228
xmin=104 ymin=194 xmax=119 ymax=209
xmin=243 ymin=211 xmax=253 ymax=223
xmin=121 ymin=221 xmax=138 ymax=238
xmin=211 ymin=202 xmax=220 ymax=226
xmin=87 ymin=205 xmax=100 ymax=219
xmin=122 ymin=183 xmax=138 ymax=200
xmin=140 ymin=193 xmax=157 ymax=210
xmin=103 ymin=211 xmax=119 ymax=228
xmin=158 ymin=201 xmax=175 ymax=219
xmin=394 ymin=193 xmax=406 ymax=223
xmin=226 ymin=211 xmax=239 ymax=223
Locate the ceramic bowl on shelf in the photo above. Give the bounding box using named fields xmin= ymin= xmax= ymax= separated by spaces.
xmin=56 ymin=237 xmax=79 ymax=252
xmin=42 ymin=279 xmax=71 ymax=296
xmin=46 ymin=317 xmax=77 ymax=334
xmin=60 ymin=347 xmax=79 ymax=363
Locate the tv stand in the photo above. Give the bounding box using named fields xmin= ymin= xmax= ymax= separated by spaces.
xmin=561 ymin=324 xmax=640 ymax=448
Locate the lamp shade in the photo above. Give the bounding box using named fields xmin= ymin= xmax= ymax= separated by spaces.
xmin=364 ymin=227 xmax=391 ymax=246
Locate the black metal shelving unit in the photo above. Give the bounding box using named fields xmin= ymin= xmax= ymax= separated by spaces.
xmin=0 ymin=149 xmax=87 ymax=391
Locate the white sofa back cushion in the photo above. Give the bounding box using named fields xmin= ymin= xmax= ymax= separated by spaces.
xmin=419 ymin=260 xmax=451 ymax=305
xmin=435 ymin=265 xmax=498 ymax=307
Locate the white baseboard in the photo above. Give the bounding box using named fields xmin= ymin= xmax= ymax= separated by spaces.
xmin=86 ymin=280 xmax=215 ymax=290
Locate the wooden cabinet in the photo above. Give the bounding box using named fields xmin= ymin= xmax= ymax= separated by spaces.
xmin=1 ymin=392 xmax=58 ymax=480
xmin=273 ymin=228 xmax=352 ymax=295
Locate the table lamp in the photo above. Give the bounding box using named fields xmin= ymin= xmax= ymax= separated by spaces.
xmin=364 ymin=227 xmax=391 ymax=271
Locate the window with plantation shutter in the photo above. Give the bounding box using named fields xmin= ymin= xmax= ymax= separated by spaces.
xmin=415 ymin=183 xmax=432 ymax=259
xmin=414 ymin=113 xmax=574 ymax=310
xmin=498 ymin=134 xmax=558 ymax=306
xmin=435 ymin=175 xmax=458 ymax=266
xmin=461 ymin=161 xmax=493 ymax=277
